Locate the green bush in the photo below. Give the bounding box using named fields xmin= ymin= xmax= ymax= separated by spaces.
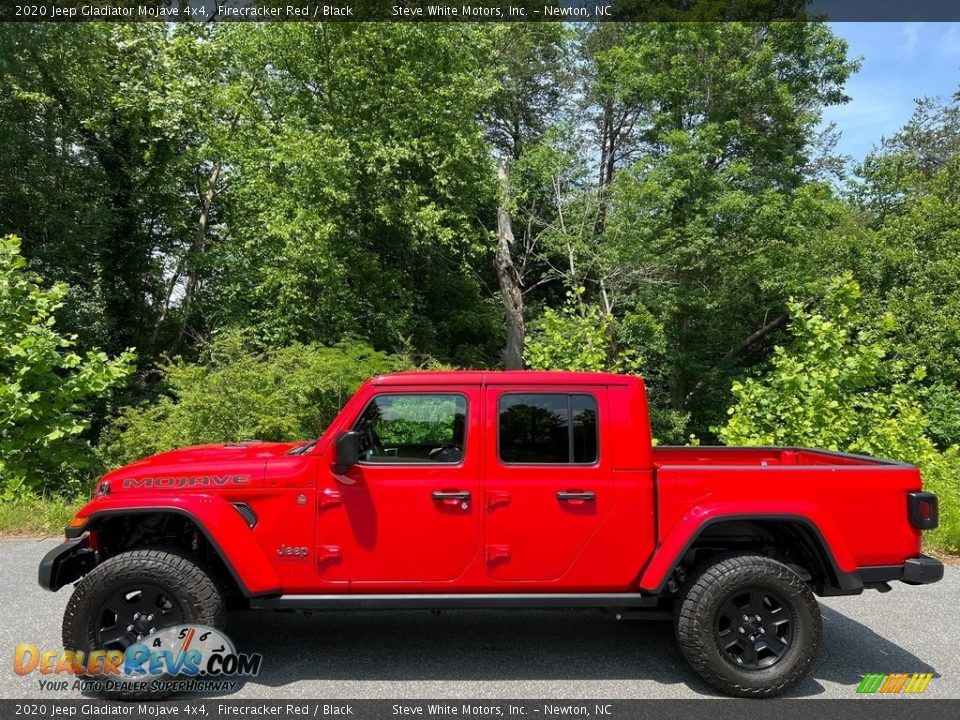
xmin=100 ymin=335 xmax=415 ymax=469
xmin=525 ymin=288 xmax=689 ymax=444
xmin=717 ymin=276 xmax=960 ymax=552
xmin=0 ymin=235 xmax=135 ymax=498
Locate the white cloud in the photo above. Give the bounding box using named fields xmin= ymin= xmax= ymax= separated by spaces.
xmin=939 ymin=23 xmax=960 ymax=57
xmin=898 ymin=22 xmax=921 ymax=58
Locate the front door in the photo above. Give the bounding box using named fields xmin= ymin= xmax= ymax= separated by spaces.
xmin=317 ymin=389 xmax=481 ymax=586
xmin=483 ymin=387 xmax=614 ymax=584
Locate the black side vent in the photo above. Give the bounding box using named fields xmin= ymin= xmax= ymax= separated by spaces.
xmin=231 ymin=502 xmax=258 ymax=528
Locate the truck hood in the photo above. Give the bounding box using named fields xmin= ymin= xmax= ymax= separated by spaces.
xmin=99 ymin=441 xmax=307 ymax=493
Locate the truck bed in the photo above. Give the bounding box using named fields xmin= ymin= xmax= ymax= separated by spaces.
xmin=653 ymin=446 xmax=907 ymax=468
xmin=650 ymin=446 xmax=922 ymax=569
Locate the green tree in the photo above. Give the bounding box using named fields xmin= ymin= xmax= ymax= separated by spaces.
xmin=0 ymin=24 xmax=505 ymax=367
xmin=839 ymin=97 xmax=960 ymax=448
xmin=0 ymin=236 xmax=135 ymax=497
xmin=596 ymin=22 xmax=857 ymax=436
xmin=202 ymin=24 xmax=502 ymax=366
xmin=0 ymin=24 xmax=206 ymax=354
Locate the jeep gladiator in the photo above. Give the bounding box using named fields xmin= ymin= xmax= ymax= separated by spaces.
xmin=39 ymin=371 xmax=943 ymax=697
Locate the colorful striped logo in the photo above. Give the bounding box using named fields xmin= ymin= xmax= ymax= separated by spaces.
xmin=856 ymin=672 xmax=934 ymax=694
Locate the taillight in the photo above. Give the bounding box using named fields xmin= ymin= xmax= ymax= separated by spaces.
xmin=908 ymin=492 xmax=939 ymax=530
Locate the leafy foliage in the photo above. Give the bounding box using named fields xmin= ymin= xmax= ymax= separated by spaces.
xmin=0 ymin=23 xmax=957 ymax=549
xmin=525 ymin=290 xmax=635 ymax=374
xmin=0 ymin=236 xmax=135 ymax=497
xmin=717 ymin=278 xmax=960 ymax=551
xmin=596 ymin=23 xmax=858 ymax=436
xmin=100 ymin=336 xmax=413 ymax=469
xmin=525 ymin=288 xmax=688 ymax=443
xmin=184 ymin=24 xmax=504 ymax=366
xmin=843 ymin=104 xmax=960 ymax=450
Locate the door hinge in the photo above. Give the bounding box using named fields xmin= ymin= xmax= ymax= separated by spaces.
xmin=316 ymin=545 xmax=342 ymax=564
xmin=318 ymin=488 xmax=342 ymax=510
xmin=486 ymin=490 xmax=511 ymax=510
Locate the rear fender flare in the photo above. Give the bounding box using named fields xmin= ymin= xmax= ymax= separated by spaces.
xmin=639 ymin=504 xmax=859 ymax=594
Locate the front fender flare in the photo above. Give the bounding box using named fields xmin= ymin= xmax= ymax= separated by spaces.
xmin=58 ymin=494 xmax=281 ymax=596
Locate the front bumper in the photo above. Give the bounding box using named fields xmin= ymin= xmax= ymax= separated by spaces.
xmin=38 ymin=536 xmax=97 ymax=591
xmin=858 ymin=554 xmax=944 ymax=586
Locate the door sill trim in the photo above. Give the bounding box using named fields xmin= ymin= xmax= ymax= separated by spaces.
xmin=249 ymin=592 xmax=659 ymax=610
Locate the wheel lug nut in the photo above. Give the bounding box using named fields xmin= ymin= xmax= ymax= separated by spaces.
xmin=147 ymin=614 xmax=154 ymax=621
xmin=760 ymin=627 xmax=766 ymax=634
xmin=149 ymin=628 xmax=156 ymax=634
xmin=739 ymin=627 xmax=745 ymax=634
xmin=133 ymin=613 xmax=140 ymax=620
xmin=126 ymin=625 xmax=134 ymax=632
xmin=136 ymin=634 xmax=142 ymax=640
xmin=742 ymin=615 xmax=749 ymax=622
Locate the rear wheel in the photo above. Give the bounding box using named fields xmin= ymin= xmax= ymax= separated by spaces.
xmin=674 ymin=553 xmax=821 ymax=697
xmin=63 ymin=548 xmax=225 ymax=700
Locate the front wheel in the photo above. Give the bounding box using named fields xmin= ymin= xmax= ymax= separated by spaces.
xmin=674 ymin=553 xmax=822 ymax=697
xmin=62 ymin=548 xmax=226 ymax=700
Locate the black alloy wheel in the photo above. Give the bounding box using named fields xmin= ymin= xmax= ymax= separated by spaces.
xmin=674 ymin=553 xmax=822 ymax=697
xmin=714 ymin=587 xmax=794 ymax=670
xmin=94 ymin=583 xmax=185 ymax=651
xmin=63 ymin=547 xmax=226 ymax=700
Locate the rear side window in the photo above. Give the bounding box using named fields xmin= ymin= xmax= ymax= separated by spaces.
xmin=498 ymin=393 xmax=598 ymax=464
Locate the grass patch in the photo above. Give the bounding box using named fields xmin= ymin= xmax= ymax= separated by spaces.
xmin=919 ymin=456 xmax=960 ymax=556
xmin=0 ymin=496 xmax=84 ymax=537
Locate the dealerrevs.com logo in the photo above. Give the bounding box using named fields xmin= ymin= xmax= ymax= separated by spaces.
xmin=14 ymin=625 xmax=261 ymax=694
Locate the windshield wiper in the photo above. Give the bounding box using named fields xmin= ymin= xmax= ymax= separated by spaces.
xmin=288 ymin=439 xmax=319 ymax=455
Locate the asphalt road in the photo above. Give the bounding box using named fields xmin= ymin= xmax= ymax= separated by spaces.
xmin=2 ymin=538 xmax=957 ymax=699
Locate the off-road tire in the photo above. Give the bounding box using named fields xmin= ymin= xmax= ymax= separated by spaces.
xmin=674 ymin=553 xmax=821 ymax=697
xmin=62 ymin=548 xmax=226 ymax=701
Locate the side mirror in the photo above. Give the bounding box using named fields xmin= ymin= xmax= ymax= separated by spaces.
xmin=334 ymin=431 xmax=360 ymax=473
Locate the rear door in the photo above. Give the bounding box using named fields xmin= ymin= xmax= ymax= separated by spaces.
xmin=483 ymin=386 xmax=614 ymax=583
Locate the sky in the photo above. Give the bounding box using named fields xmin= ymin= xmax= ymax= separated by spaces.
xmin=824 ymin=23 xmax=960 ymax=162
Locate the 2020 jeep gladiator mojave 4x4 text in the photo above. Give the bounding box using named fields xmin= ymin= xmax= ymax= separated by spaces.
xmin=40 ymin=371 xmax=943 ymax=697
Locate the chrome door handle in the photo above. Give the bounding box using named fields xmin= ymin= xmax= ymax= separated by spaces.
xmin=432 ymin=491 xmax=471 ymax=501
xmin=557 ymin=491 xmax=595 ymax=502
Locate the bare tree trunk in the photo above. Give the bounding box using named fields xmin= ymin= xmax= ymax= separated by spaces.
xmin=171 ymin=97 xmax=250 ymax=353
xmin=720 ymin=311 xmax=789 ymax=365
xmin=147 ymin=262 xmax=183 ymax=353
xmin=682 ymin=310 xmax=792 ymax=406
xmin=494 ymin=159 xmax=525 ymax=370
xmin=172 ymin=160 xmax=222 ymax=353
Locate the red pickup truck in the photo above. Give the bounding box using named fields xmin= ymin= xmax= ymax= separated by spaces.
xmin=40 ymin=371 xmax=942 ymax=697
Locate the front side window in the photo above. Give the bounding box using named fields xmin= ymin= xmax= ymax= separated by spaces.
xmin=498 ymin=393 xmax=598 ymax=464
xmin=353 ymin=394 xmax=467 ymax=464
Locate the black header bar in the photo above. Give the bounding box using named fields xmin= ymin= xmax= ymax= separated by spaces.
xmin=2 ymin=1 xmax=960 ymax=23
xmin=0 ymin=700 xmax=958 ymax=720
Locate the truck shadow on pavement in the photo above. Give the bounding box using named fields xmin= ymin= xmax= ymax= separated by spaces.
xmin=222 ymin=605 xmax=936 ymax=698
